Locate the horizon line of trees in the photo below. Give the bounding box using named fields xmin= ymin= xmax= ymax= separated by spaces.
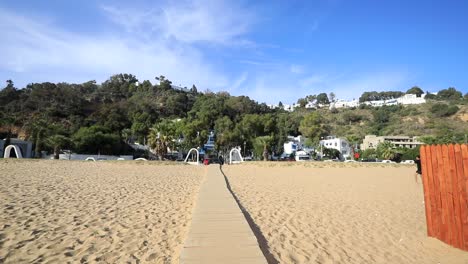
xmin=1 ymin=75 xmax=466 ymax=160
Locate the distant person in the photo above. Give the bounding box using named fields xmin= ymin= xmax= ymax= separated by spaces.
xmin=218 ymin=155 xmax=224 ymax=169
xmin=414 ymin=155 xmax=422 ymax=183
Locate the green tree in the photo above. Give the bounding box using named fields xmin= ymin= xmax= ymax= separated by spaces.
xmin=254 ymin=136 xmax=273 ymax=161
xmin=299 ymin=112 xmax=329 ymax=143
xmin=406 ymin=86 xmax=424 ymax=97
xmin=437 ymin=87 xmax=462 ymax=101
xmin=430 ymin=103 xmax=459 ymax=117
xmin=376 ymin=141 xmax=397 ymax=160
xmin=361 ymin=148 xmax=377 ymax=160
xmin=148 ymin=120 xmax=176 ymax=160
xmin=72 ymin=125 xmax=120 ymax=155
xmin=316 ymin=93 xmax=330 ymax=105
xmin=46 ymin=135 xmax=71 ymax=159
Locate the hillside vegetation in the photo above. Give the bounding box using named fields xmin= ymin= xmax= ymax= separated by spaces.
xmin=0 ymin=76 xmax=466 ymax=159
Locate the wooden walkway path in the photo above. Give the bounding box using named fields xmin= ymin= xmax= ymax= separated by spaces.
xmin=180 ymin=165 xmax=268 ymax=264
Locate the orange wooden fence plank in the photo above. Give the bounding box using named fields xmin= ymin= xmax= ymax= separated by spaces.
xmin=443 ymin=144 xmax=456 ymax=246
xmin=461 ymin=145 xmax=468 ymax=250
xmin=436 ymin=145 xmax=450 ymax=244
xmin=421 ymin=146 xmax=434 ymax=236
xmin=454 ymin=144 xmax=468 ymax=250
xmin=448 ymin=144 xmax=462 ymax=249
xmin=431 ymin=145 xmax=442 ymax=239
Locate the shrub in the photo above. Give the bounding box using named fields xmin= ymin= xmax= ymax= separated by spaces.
xmin=430 ymin=103 xmax=459 ymax=117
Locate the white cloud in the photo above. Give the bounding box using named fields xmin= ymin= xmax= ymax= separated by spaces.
xmin=299 ymin=74 xmax=328 ymax=87
xmin=290 ymin=64 xmax=305 ymax=74
xmin=100 ymin=0 xmax=254 ymax=45
xmin=230 ymin=72 xmax=248 ymax=92
xmin=0 ymin=3 xmax=253 ymax=89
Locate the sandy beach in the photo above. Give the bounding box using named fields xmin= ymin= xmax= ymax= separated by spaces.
xmin=0 ymin=160 xmax=204 ymax=264
xmin=224 ymin=163 xmax=468 ymax=264
xmin=2 ymin=160 xmax=468 ymax=264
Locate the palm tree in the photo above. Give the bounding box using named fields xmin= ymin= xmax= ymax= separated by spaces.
xmin=378 ymin=141 xmax=397 ymax=160
xmin=255 ymin=136 xmax=272 ymax=161
xmin=148 ymin=121 xmax=175 ymax=160
xmin=46 ymin=135 xmax=70 ymax=159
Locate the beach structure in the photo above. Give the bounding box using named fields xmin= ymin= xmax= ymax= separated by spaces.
xmin=180 ymin=166 xmax=267 ymax=263
xmin=229 ymin=147 xmax=244 ymax=164
xmin=361 ymin=135 xmax=423 ymax=150
xmin=184 ymin=148 xmax=200 ymax=165
xmin=3 ymin=145 xmax=23 ymax=158
xmin=51 ymin=154 xmax=133 ymax=160
xmin=295 ymin=150 xmax=310 ymax=161
xmin=420 ymin=144 xmax=468 ymax=251
xmin=0 ymin=138 xmax=33 ymax=158
xmin=319 ymin=136 xmax=351 ymax=159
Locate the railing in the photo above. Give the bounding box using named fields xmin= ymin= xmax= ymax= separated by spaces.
xmin=420 ymin=144 xmax=468 ymax=250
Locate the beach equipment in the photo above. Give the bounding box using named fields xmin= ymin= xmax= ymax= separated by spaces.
xmin=3 ymin=145 xmax=23 ymax=158
xmin=184 ymin=148 xmax=200 ymax=165
xmin=229 ymin=147 xmax=244 ymax=164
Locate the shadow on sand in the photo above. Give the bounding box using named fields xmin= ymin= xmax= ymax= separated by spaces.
xmin=220 ymin=166 xmax=280 ymax=264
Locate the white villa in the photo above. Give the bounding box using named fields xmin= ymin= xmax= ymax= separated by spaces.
xmin=268 ymin=103 xmax=299 ymax=112
xmin=329 ymin=99 xmax=360 ymax=109
xmin=360 ymin=135 xmax=423 ymax=150
xmin=283 ymin=135 xmax=307 ymax=155
xmin=329 ymin=93 xmax=427 ymax=110
xmin=319 ymin=136 xmax=352 ymax=159
xmin=269 ymin=93 xmax=429 ymax=112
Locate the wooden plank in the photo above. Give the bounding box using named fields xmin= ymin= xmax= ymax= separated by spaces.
xmin=436 ymin=145 xmax=449 ymax=244
xmin=461 ymin=145 xmax=468 ymax=250
xmin=431 ymin=145 xmax=442 ymax=239
xmin=442 ymin=144 xmax=456 ymax=246
xmin=454 ymin=144 xmax=468 ymax=250
xmin=448 ymin=144 xmax=462 ymax=249
xmin=420 ymin=145 xmax=434 ymax=236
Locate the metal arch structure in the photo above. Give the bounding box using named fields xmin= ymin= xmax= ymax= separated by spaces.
xmin=229 ymin=147 xmax=244 ymax=164
xmin=3 ymin=145 xmax=23 ymax=158
xmin=184 ymin=148 xmax=200 ymax=165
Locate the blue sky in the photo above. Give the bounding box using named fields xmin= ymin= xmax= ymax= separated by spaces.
xmin=1 ymin=0 xmax=467 ymax=104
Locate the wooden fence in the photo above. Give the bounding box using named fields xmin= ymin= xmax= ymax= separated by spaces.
xmin=420 ymin=144 xmax=468 ymax=250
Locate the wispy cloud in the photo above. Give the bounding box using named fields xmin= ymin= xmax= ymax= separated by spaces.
xmin=290 ymin=64 xmax=305 ymax=74
xmin=0 ymin=0 xmax=257 ymax=89
xmin=230 ymin=72 xmax=248 ymax=92
xmin=101 ymin=0 xmax=254 ymax=45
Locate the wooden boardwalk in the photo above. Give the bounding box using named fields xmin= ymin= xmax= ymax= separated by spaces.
xmin=180 ymin=165 xmax=268 ymax=264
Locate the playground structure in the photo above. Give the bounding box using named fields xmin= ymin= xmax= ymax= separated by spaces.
xmin=229 ymin=147 xmax=244 ymax=164
xmin=184 ymin=148 xmax=200 ymax=165
xmin=420 ymin=144 xmax=468 ymax=251
xmin=3 ymin=145 xmax=23 ymax=158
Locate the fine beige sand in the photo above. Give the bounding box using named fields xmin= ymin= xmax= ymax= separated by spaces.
xmin=224 ymin=162 xmax=468 ymax=264
xmin=0 ymin=160 xmax=204 ymax=264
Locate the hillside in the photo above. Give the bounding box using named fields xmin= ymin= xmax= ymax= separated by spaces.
xmin=0 ymin=76 xmax=467 ymax=159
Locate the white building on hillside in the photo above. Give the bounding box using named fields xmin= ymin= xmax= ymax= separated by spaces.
xmin=328 ymin=93 xmax=427 ymax=109
xmin=329 ymin=99 xmax=360 ymax=109
xmin=397 ymin=94 xmax=426 ymax=105
xmin=283 ymin=135 xmax=306 ymax=155
xmin=360 ymin=135 xmax=423 ymax=150
xmin=319 ymin=136 xmax=352 ymax=159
